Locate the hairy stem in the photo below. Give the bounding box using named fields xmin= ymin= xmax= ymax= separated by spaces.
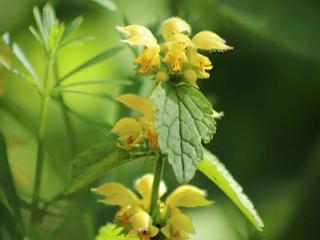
xmin=30 ymin=57 xmax=51 ymax=223
xmin=149 ymin=155 xmax=165 ymax=216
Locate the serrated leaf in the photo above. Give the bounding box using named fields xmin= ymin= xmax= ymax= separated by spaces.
xmin=197 ymin=149 xmax=264 ymax=231
xmin=151 ymin=83 xmax=216 ymax=183
xmin=91 ymin=0 xmax=118 ymax=12
xmin=65 ymin=143 xmax=157 ymax=194
xmin=59 ymin=45 xmax=124 ymax=83
xmin=0 ymin=132 xmax=24 ymax=232
xmin=96 ymin=223 xmax=138 ymax=240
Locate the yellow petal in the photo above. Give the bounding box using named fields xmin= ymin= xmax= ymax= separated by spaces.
xmin=161 ymin=213 xmax=195 ymax=239
xmin=169 ymin=33 xmax=193 ymax=46
xmin=135 ymin=174 xmax=167 ymax=210
xmin=111 ymin=117 xmax=142 ymax=144
xmin=161 ymin=17 xmax=191 ymax=41
xmin=117 ymin=25 xmax=157 ymax=48
xmin=116 ymin=94 xmax=155 ymax=115
xmin=134 ymin=45 xmax=161 ymax=74
xmin=192 ymin=31 xmax=233 ymax=52
xmin=129 ymin=209 xmax=159 ymax=238
xmin=166 ymin=185 xmax=213 ymax=208
xmin=92 ymin=183 xmax=140 ymax=206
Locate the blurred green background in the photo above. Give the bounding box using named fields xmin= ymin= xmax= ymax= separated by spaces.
xmin=0 ymin=0 xmax=319 ymax=239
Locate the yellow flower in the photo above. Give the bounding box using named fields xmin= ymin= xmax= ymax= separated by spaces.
xmin=117 ymin=25 xmax=161 ymax=74
xmin=161 ymin=213 xmax=195 ymax=240
xmin=93 ymin=175 xmax=212 ymax=239
xmin=161 ymin=17 xmax=191 ymax=41
xmin=117 ymin=25 xmax=157 ymax=48
xmin=111 ymin=94 xmax=158 ymax=149
xmin=129 ymin=209 xmax=159 ymax=240
xmin=165 ymin=185 xmax=213 ymax=210
xmin=191 ymin=30 xmax=233 ymax=52
xmin=92 ymin=174 xmax=166 ymax=212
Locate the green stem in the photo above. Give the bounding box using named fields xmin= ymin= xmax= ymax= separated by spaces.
xmin=149 ymin=155 xmax=165 ymax=216
xmin=30 ymin=55 xmax=51 ymax=224
xmin=53 ymin=61 xmax=78 ymax=157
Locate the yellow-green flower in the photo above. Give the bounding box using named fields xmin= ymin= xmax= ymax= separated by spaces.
xmin=111 ymin=94 xmax=158 ymax=150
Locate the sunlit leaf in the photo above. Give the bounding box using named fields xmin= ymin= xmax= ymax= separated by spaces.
xmin=42 ymin=3 xmax=57 ymax=41
xmin=0 ymin=132 xmax=24 ymax=232
xmin=151 ymin=83 xmax=216 ymax=183
xmin=197 ymin=149 xmax=264 ymax=231
xmin=91 ymin=0 xmax=118 ymax=12
xmin=65 ymin=143 xmax=157 ymax=194
xmin=32 ymin=6 xmax=46 ymax=46
xmin=61 ymin=16 xmax=83 ymax=42
xmin=59 ymin=45 xmax=125 ymax=82
xmin=29 ymin=26 xmax=43 ymax=45
xmin=95 ymin=223 xmax=138 ymax=240
xmin=11 ymin=42 xmax=41 ymax=87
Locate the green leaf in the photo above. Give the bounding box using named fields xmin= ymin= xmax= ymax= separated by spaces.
xmin=59 ymin=80 xmax=132 ymax=88
xmin=65 ymin=143 xmax=157 ymax=194
xmin=61 ymin=16 xmax=83 ymax=42
xmin=95 ymin=223 xmax=138 ymax=240
xmin=0 ymin=132 xmax=24 ymax=232
xmin=197 ymin=149 xmax=264 ymax=231
xmin=59 ymin=45 xmax=125 ymax=82
xmin=53 ymin=89 xmax=114 ymax=101
xmin=151 ymin=83 xmax=216 ymax=183
xmin=29 ymin=26 xmax=43 ymax=45
xmin=91 ymin=0 xmax=118 ymax=12
xmin=42 ymin=3 xmax=56 ymax=38
xmin=58 ymin=35 xmax=94 ymax=50
xmin=11 ymin=43 xmax=41 ymax=87
xmin=32 ymin=6 xmax=46 ymax=45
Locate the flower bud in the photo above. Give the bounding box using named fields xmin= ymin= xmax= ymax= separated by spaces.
xmin=183 ymin=69 xmax=197 ymax=85
xmin=155 ymin=71 xmax=168 ymax=83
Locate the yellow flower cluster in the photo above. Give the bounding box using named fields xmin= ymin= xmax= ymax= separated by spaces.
xmin=92 ymin=174 xmax=212 ymax=240
xmin=117 ymin=17 xmax=232 ymax=84
xmin=111 ymin=94 xmax=158 ymax=150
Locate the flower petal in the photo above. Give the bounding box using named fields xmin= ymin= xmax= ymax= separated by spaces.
xmin=166 ymin=185 xmax=213 ymax=208
xmin=116 ymin=94 xmax=155 ymax=115
xmin=117 ymin=24 xmax=157 ymax=48
xmin=161 ymin=212 xmax=195 ymax=239
xmin=161 ymin=17 xmax=191 ymax=41
xmin=192 ymin=31 xmax=233 ymax=52
xmin=135 ymin=174 xmax=167 ymax=202
xmin=92 ymin=183 xmax=140 ymax=206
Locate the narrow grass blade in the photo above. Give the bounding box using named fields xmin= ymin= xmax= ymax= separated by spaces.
xmin=59 ymin=45 xmax=124 ymax=82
